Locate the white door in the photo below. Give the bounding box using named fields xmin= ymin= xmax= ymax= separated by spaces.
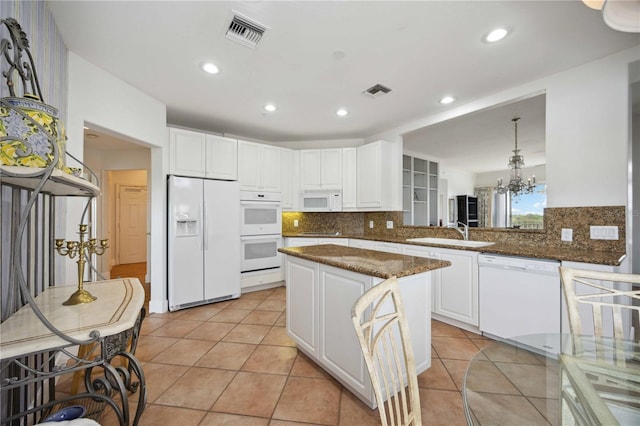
xmin=117 ymin=185 xmax=148 ymax=264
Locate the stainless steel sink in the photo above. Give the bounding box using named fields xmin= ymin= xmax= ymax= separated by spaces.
xmin=406 ymin=237 xmax=495 ymax=248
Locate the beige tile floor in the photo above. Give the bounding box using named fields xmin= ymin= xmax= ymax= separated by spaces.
xmin=69 ymin=285 xmax=496 ymax=425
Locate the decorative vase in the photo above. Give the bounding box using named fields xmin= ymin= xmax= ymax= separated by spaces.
xmin=0 ymin=94 xmax=68 ymax=171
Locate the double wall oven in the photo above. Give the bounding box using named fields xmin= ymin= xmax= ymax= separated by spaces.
xmin=240 ymin=191 xmax=282 ymax=272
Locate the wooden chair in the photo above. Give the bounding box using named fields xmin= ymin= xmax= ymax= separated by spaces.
xmin=351 ymin=276 xmax=422 ymax=426
xmin=559 ymin=266 xmax=640 ymax=364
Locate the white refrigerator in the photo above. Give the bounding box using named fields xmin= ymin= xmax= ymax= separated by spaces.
xmin=168 ymin=175 xmax=240 ymax=311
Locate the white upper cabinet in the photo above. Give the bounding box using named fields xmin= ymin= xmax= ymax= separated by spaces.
xmin=356 ymin=140 xmax=399 ymax=210
xmin=169 ymin=127 xmax=237 ymax=180
xmin=281 ymin=148 xmax=299 ymax=210
xmin=169 ymin=127 xmax=207 ymax=177
xmin=206 ymin=134 xmax=238 ymax=180
xmin=238 ymin=140 xmax=282 ymax=192
xmin=342 ymin=147 xmax=357 ymax=209
xmin=300 ymin=149 xmax=342 ymax=190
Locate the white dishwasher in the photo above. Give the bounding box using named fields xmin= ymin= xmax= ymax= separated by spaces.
xmin=479 ymin=254 xmax=562 ymax=354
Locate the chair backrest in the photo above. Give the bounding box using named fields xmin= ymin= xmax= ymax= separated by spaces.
xmin=351 ymin=276 xmax=422 ymax=426
xmin=559 ymin=267 xmax=640 ymax=364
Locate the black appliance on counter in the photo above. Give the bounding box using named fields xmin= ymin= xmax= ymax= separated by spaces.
xmin=456 ymin=195 xmax=478 ymax=227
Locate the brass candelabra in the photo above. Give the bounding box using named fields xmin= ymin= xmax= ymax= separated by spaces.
xmin=55 ymin=224 xmax=108 ymax=305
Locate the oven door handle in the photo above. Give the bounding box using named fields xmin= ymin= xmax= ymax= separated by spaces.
xmin=240 ymin=201 xmax=281 ymax=207
xmin=241 ymin=235 xmax=282 ymax=241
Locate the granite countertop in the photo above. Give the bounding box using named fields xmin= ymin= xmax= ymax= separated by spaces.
xmin=282 ymin=233 xmax=626 ymax=266
xmin=278 ymin=244 xmax=451 ymax=279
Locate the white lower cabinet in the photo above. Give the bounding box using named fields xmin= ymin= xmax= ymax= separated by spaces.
xmin=319 ymin=266 xmax=371 ymax=399
xmin=285 ymin=237 xmax=349 ymax=247
xmin=402 ymin=244 xmax=479 ymax=327
xmin=286 ymin=257 xmax=319 ymax=356
xmin=284 ymin=255 xmax=431 ymax=408
xmin=373 ymin=241 xmax=401 ymax=253
xmin=349 ymin=239 xmax=376 ymax=249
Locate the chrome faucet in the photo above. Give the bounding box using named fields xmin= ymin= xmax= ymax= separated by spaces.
xmin=447 ymin=221 xmax=469 ymax=240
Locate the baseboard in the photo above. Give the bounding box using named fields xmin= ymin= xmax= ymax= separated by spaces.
xmin=241 ymin=281 xmax=285 ymax=294
xmin=431 ymin=313 xmax=481 ymax=335
xmin=149 ymin=299 xmax=168 ymax=314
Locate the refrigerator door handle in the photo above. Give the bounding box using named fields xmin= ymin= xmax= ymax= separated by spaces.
xmin=201 ymin=201 xmax=207 ymax=250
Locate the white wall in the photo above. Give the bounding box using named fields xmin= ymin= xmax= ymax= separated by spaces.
xmin=377 ymin=45 xmax=638 ymax=209
xmin=66 ymin=52 xmax=167 ymax=312
xmin=545 ymin=48 xmax=632 ymax=207
xmin=440 ymin=166 xmax=475 ymax=199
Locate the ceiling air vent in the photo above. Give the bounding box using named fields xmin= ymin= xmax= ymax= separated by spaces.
xmin=362 ymin=84 xmax=392 ymax=98
xmin=225 ymin=13 xmax=267 ymax=48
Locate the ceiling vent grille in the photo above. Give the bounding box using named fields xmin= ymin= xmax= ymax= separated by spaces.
xmin=363 ymin=84 xmax=392 ymax=98
xmin=225 ymin=14 xmax=267 ymax=48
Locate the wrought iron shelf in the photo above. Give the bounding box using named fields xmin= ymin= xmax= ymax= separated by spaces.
xmin=0 ymin=165 xmax=100 ymax=197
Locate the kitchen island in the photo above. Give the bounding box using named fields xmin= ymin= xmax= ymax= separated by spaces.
xmin=279 ymin=244 xmax=450 ymax=408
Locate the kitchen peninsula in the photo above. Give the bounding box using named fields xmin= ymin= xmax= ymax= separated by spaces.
xmin=279 ymin=244 xmax=450 ymax=407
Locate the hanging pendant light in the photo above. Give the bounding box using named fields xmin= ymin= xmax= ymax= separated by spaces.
xmin=582 ymin=0 xmax=640 ymax=33
xmin=496 ymin=118 xmax=536 ymax=197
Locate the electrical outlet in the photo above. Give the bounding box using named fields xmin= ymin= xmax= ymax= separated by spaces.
xmin=369 ymin=221 xmax=374 ymax=228
xmin=561 ymin=228 xmax=573 ymax=242
xmin=386 ymin=221 xmax=393 ymax=229
xmin=590 ymin=226 xmax=619 ymax=240
xmin=293 ymin=220 xmax=299 ymax=227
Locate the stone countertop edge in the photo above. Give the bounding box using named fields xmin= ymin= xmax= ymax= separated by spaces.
xmin=281 ymin=233 xmax=626 ymax=266
xmin=278 ymin=244 xmax=451 ymax=279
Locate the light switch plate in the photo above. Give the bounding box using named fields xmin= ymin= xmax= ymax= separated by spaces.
xmin=590 ymin=226 xmax=619 ymax=240
xmin=293 ymin=219 xmax=299 ymax=227
xmin=369 ymin=221 xmax=374 ymax=228
xmin=386 ymin=221 xmax=393 ymax=229
xmin=561 ymin=228 xmax=573 ymax=242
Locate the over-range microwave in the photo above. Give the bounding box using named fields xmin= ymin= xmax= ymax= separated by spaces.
xmin=300 ymin=190 xmax=342 ymax=212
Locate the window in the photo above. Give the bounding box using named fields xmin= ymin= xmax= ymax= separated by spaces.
xmin=510 ymin=184 xmax=546 ymax=229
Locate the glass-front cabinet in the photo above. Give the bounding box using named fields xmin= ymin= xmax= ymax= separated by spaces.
xmin=403 ymin=155 xmax=438 ymax=226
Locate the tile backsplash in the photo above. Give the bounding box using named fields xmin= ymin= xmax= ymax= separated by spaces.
xmin=282 ymin=205 xmax=626 ymax=253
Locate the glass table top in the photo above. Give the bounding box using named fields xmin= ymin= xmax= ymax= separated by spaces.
xmin=463 ymin=334 xmax=640 ymax=425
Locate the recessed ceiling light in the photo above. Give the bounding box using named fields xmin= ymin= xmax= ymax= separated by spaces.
xmin=336 ymin=108 xmax=348 ymax=117
xmin=201 ymin=62 xmax=219 ymax=74
xmin=264 ymin=104 xmax=277 ymax=112
xmin=485 ymin=27 xmax=509 ymax=43
xmin=440 ymin=96 xmax=455 ymax=104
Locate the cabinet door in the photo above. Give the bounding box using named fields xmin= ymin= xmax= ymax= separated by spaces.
xmin=317 ymin=238 xmax=349 ymax=246
xmin=281 ymin=148 xmax=296 ymax=209
xmin=285 ymin=238 xmax=318 ymax=247
xmin=206 ymin=135 xmax=237 ymax=180
xmin=318 ymin=265 xmax=372 ymax=397
xmin=238 ymin=141 xmax=262 ymax=191
xmin=260 ymin=145 xmax=282 ymax=192
xmin=300 ymin=150 xmax=322 ymax=189
xmin=320 ymin=149 xmax=342 ymax=189
xmin=434 ymin=248 xmax=479 ymax=326
xmin=169 ymin=128 xmax=206 ymax=177
xmin=286 ymin=257 xmax=319 ymax=356
xmin=402 ymin=244 xmax=441 ymax=311
xmin=342 ymin=147 xmax=357 ymax=209
xmin=349 ymin=239 xmax=375 ymax=249
xmin=356 ymin=141 xmax=382 ymax=208
xmin=373 ymin=241 xmax=401 ymax=253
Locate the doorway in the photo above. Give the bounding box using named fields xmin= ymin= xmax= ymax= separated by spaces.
xmin=83 ymin=127 xmax=151 ymax=309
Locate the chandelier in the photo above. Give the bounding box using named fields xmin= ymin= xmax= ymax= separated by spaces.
xmin=496 ymin=117 xmax=536 ymax=196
